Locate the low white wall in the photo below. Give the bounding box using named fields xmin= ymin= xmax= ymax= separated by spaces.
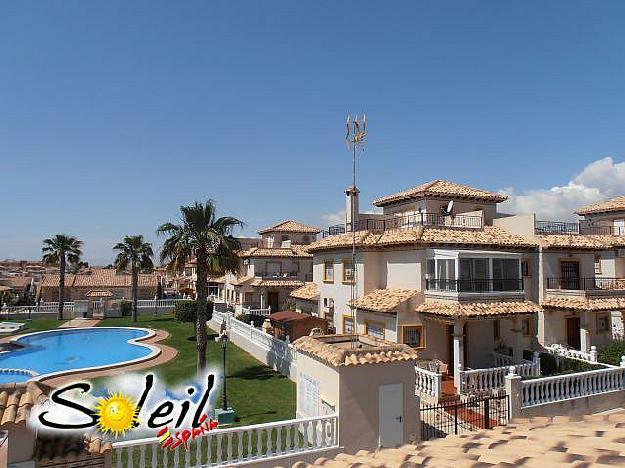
xmin=208 ymin=313 xmax=298 ymax=382
xmin=518 ymin=390 xmax=625 ymax=418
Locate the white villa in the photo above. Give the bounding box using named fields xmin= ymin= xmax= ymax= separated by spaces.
xmin=291 ymin=180 xmax=625 ymax=394
xmin=214 ymin=220 xmax=319 ymax=314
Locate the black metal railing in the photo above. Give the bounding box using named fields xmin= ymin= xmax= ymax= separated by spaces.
xmin=425 ymin=278 xmax=524 ymax=293
xmin=546 ymin=277 xmax=625 ymax=290
xmin=322 ymin=212 xmax=483 ymax=238
xmin=421 ymin=393 xmax=509 ymax=441
xmin=535 ymin=220 xmax=620 ymax=236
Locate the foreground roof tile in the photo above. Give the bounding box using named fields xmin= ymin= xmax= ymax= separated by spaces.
xmin=576 ymin=195 xmax=625 ymax=215
xmin=290 ymin=282 xmax=320 ymax=301
xmin=258 ymin=220 xmax=320 ymax=234
xmin=351 ymin=288 xmax=418 ymax=313
xmin=542 ymin=297 xmax=625 ymax=311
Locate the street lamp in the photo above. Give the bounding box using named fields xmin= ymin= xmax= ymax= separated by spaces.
xmin=219 ymin=332 xmax=229 ymax=410
xmin=214 ymin=329 xmax=236 ymax=425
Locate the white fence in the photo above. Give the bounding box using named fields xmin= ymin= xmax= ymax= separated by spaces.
xmin=544 ymin=343 xmax=598 ymax=363
xmin=211 ymin=311 xmax=297 ymax=380
xmin=240 ymin=306 xmax=272 ymax=316
xmin=520 ymin=366 xmax=625 ymax=407
xmin=459 ymin=354 xmax=540 ymax=394
xmin=136 ymin=298 xmax=186 ymax=310
xmin=0 ymin=302 xmax=75 ymax=317
xmin=415 ymin=366 xmax=442 ymax=402
xmin=112 ymin=414 xmax=338 ymax=467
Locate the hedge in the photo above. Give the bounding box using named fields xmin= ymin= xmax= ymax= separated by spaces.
xmin=173 ymin=300 xmax=213 ymax=323
xmin=599 ymin=341 xmax=625 ymax=366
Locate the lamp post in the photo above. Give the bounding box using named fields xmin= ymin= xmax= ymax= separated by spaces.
xmin=219 ymin=331 xmax=229 ymax=411
xmin=214 ymin=328 xmax=236 ymax=424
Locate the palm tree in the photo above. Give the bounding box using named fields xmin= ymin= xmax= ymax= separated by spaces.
xmin=158 ymin=200 xmax=243 ymax=371
xmin=42 ymin=234 xmax=83 ymax=320
xmin=113 ymin=235 xmax=154 ymax=323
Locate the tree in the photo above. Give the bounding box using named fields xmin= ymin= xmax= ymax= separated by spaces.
xmin=158 ymin=200 xmax=243 ymax=371
xmin=113 ymin=235 xmax=154 ymax=323
xmin=42 ymin=234 xmax=83 ymax=320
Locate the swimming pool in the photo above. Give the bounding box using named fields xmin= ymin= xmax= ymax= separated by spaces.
xmin=0 ymin=327 xmax=158 ymax=384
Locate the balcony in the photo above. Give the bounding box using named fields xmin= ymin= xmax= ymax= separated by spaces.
xmin=535 ymin=220 xmax=620 ymax=236
xmin=426 ymin=278 xmax=524 ymax=293
xmin=254 ymin=271 xmax=313 ymax=282
xmin=322 ymin=212 xmax=483 ymax=238
xmin=425 ymin=277 xmax=525 ymax=302
xmin=545 ymin=277 xmax=625 ymax=300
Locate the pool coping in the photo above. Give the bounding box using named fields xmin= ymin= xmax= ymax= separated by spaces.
xmin=0 ymin=327 xmax=174 ymax=386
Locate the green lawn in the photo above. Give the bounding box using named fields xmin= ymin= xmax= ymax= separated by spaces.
xmin=96 ymin=314 xmax=296 ymax=426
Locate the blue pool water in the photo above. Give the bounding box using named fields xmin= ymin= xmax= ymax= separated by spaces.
xmin=0 ymin=328 xmax=153 ymax=384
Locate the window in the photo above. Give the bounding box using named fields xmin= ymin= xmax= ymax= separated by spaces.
xmin=365 ymin=321 xmax=385 ymax=339
xmin=402 ymin=325 xmax=424 ymax=348
xmin=493 ymin=320 xmax=500 ymax=340
xmin=266 ymin=262 xmax=281 ymax=276
xmin=459 ymin=258 xmax=489 ymax=292
xmin=323 ymin=261 xmax=334 ymax=283
xmin=521 ymin=317 xmax=531 ymax=336
xmin=595 ymin=255 xmax=602 ymax=275
xmin=343 ymin=315 xmax=354 ymax=334
xmin=281 ymin=234 xmax=289 ymax=242
xmin=492 ymin=258 xmax=521 ymax=291
xmin=597 ymin=314 xmax=610 ymax=333
xmin=342 ymin=259 xmax=354 ymax=283
xmin=303 ymin=235 xmax=310 ymax=244
xmin=521 ymin=260 xmax=530 ymax=277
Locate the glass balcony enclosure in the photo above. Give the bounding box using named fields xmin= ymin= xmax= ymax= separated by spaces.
xmin=425 ymin=250 xmax=523 ymax=293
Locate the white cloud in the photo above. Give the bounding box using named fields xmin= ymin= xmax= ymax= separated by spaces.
xmin=500 ymin=157 xmax=625 ymax=221
xmin=321 ymin=210 xmax=345 ymax=225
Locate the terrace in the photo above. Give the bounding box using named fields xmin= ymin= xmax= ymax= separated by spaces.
xmin=535 ymin=220 xmax=621 ymax=236
xmin=545 ymin=277 xmax=625 ymax=300
xmin=322 ymin=212 xmax=483 ymax=237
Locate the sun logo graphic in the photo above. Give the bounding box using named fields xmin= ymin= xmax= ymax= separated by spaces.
xmin=95 ymin=392 xmax=139 ymax=437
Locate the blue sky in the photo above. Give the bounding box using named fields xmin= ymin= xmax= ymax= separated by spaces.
xmin=2 ymin=1 xmax=625 ymax=263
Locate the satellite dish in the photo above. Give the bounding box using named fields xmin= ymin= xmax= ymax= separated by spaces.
xmin=446 ymin=200 xmax=454 ymax=214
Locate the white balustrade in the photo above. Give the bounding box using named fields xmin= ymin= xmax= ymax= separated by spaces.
xmin=112 ymin=414 xmax=338 ymax=467
xmin=492 ymin=351 xmax=514 ymax=367
xmin=415 ymin=366 xmax=442 ymax=402
xmin=521 ymin=367 xmax=625 ymax=407
xmin=459 ymin=355 xmax=540 ymax=394
xmin=1 ymin=302 xmax=75 ymax=315
xmin=136 ymin=299 xmax=186 ymax=309
xmin=544 ymin=343 xmax=598 ymax=363
xmin=240 ymin=306 xmax=272 ymax=316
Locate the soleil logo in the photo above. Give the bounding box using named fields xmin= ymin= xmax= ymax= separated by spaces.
xmin=157 ymin=414 xmax=219 ymax=451
xmin=37 ymin=374 xmax=216 ymax=441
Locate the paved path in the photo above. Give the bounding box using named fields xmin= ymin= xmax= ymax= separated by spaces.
xmin=59 ymin=318 xmax=101 ymax=328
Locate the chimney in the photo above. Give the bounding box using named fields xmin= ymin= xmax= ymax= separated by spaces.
xmin=345 ymin=185 xmax=360 ymax=231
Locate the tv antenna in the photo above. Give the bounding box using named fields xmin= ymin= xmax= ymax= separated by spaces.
xmin=345 ymin=113 xmax=367 ymax=348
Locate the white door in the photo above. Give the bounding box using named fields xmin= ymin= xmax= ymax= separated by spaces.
xmin=615 ymin=219 xmax=625 ymax=236
xmin=378 ymin=383 xmax=403 ymax=447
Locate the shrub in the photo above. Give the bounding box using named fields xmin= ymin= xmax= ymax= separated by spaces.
xmin=238 ymin=313 xmax=265 ymax=327
xmin=539 ymin=352 xmax=558 ymax=376
xmin=173 ymin=300 xmax=213 ymax=323
xmin=110 ymin=300 xmax=132 ymax=316
xmin=599 ymin=341 xmax=625 ymax=366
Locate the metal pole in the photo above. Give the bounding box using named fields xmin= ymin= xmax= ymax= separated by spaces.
xmin=351 ymin=138 xmax=356 ymax=348
xmin=222 ymin=341 xmax=228 ymax=410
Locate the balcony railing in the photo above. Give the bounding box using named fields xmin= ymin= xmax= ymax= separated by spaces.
xmin=254 ymin=271 xmax=299 ymax=278
xmin=535 ymin=220 xmax=620 ymax=236
xmin=426 ymin=278 xmax=524 ymax=293
xmin=322 ymin=212 xmax=483 ymax=237
xmin=546 ymin=277 xmax=625 ymax=290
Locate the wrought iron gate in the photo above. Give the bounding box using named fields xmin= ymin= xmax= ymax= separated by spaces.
xmin=420 ymin=393 xmax=509 ymax=441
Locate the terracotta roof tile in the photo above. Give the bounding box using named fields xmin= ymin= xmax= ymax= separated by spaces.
xmin=576 ymin=195 xmax=625 ymax=215
xmin=416 ymin=300 xmax=541 ymax=318
xmin=230 ymin=276 xmax=255 ymax=286
xmin=41 ymin=268 xmax=159 ymax=288
xmin=373 ymin=179 xmax=508 ymax=207
xmin=239 ymin=246 xmax=312 ymax=258
xmin=537 ymin=234 xmax=608 ymax=250
xmin=290 ymin=283 xmax=320 ymax=301
xmin=308 ymin=226 xmax=536 ymax=252
xmin=0 ymin=381 xmax=50 ymax=427
xmin=251 ymin=279 xmax=304 ymax=288
xmin=35 ymin=433 xmax=112 ymax=461
xmin=350 ymin=289 xmax=418 ymax=313
xmin=293 ymin=335 xmax=418 ymax=367
xmin=258 ymin=220 xmax=320 ymax=234
xmin=542 ymin=297 xmax=625 ymax=311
